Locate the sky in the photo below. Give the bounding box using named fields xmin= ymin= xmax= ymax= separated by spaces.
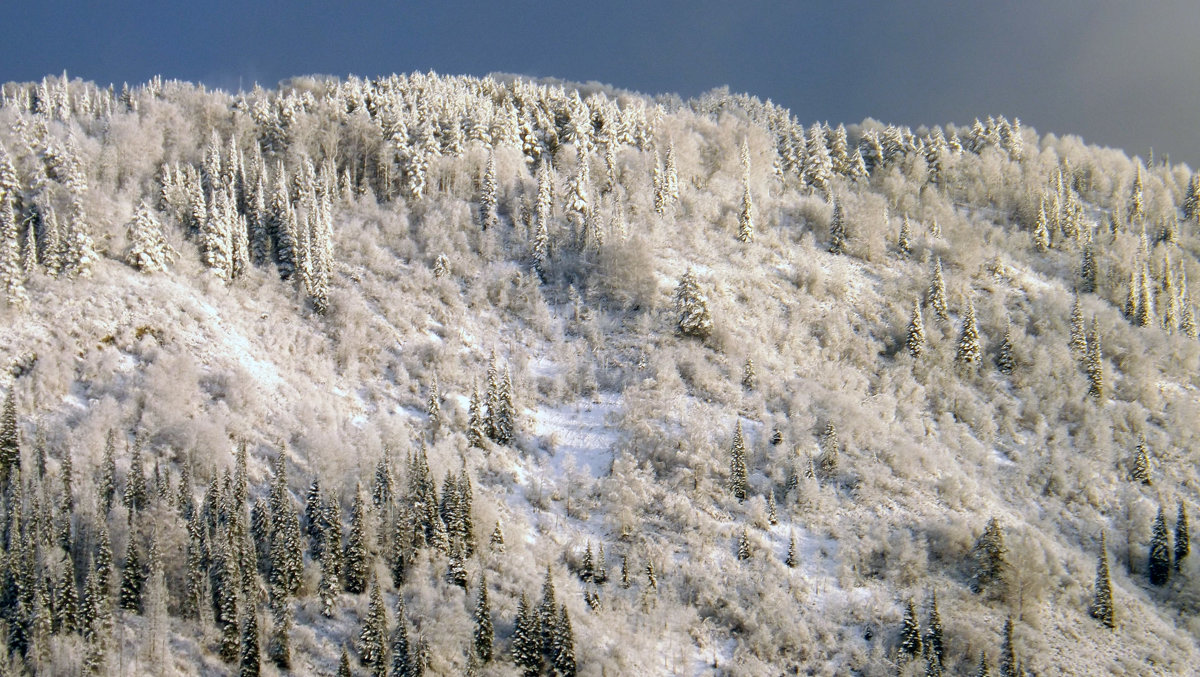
xmin=3 ymin=1 xmax=1199 ymax=166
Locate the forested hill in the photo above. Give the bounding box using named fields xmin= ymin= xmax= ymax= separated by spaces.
xmin=0 ymin=72 xmax=1197 ymax=675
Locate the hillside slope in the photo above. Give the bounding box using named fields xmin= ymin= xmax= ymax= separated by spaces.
xmin=0 ymin=73 xmax=1197 ymax=676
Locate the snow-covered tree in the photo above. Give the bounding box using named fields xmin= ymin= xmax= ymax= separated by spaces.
xmin=124 ymin=200 xmax=176 ymax=272
xmin=479 ymin=150 xmax=498 ymax=231
xmin=1176 ymin=502 xmax=1190 ymax=569
xmin=828 ymin=196 xmax=846 ymax=254
xmin=899 ymin=599 xmax=922 ymax=658
xmin=738 ymin=173 xmax=754 ymax=243
xmin=956 ymin=301 xmax=982 ymax=366
xmin=1090 ymin=533 xmax=1114 ymax=628
xmin=906 ymin=301 xmax=926 ymax=359
xmin=971 ymin=517 xmax=1007 ymax=594
xmin=1131 ymin=436 xmax=1152 ymax=485
xmin=1085 ymin=318 xmax=1103 ymax=400
xmin=674 ymin=268 xmax=713 ymax=338
xmin=1149 ymin=506 xmax=1171 ymax=586
xmin=927 ymin=257 xmax=949 ymax=322
xmin=729 ymin=420 xmax=747 ymax=502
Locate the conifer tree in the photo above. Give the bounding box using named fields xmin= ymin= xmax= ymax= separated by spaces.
xmin=217 ymin=539 xmax=241 ymax=663
xmin=1176 ymin=502 xmax=1190 ymax=569
xmin=927 ymin=257 xmax=949 ymax=322
xmin=1068 ymin=296 xmax=1087 ymax=357
xmin=664 ymin=140 xmax=680 ymax=206
xmin=268 ymin=591 xmax=294 ymax=669
xmin=729 ymin=420 xmax=748 ymax=502
xmin=738 ymin=173 xmax=754 ymax=243
xmin=479 ymin=150 xmax=498 ymax=231
xmin=57 ymin=556 xmax=79 ymax=635
xmin=674 ymin=268 xmax=713 ymax=339
xmin=828 ymin=197 xmax=846 ymax=254
xmin=1032 ymin=200 xmax=1050 ymax=252
xmin=1131 ymin=436 xmax=1152 ymax=485
xmin=976 ymin=652 xmax=991 ymax=677
xmin=1137 ymin=262 xmax=1155 ymax=328
xmin=1090 ymin=533 xmax=1114 ymax=628
xmin=0 ymin=390 xmax=18 ymax=488
xmin=818 ymin=422 xmax=840 ymax=477
xmin=785 ymin=534 xmax=797 ymax=568
xmin=737 ymin=529 xmax=751 ymax=561
xmin=1085 ymin=318 xmax=1104 ymax=400
xmin=971 ymin=517 xmax=1008 ymax=594
xmin=0 ymin=197 xmax=29 ymax=309
xmin=955 ymin=301 xmax=982 ymax=366
xmin=899 ymin=599 xmax=922 ymax=658
xmin=1183 ymin=173 xmax=1200 ymax=222
xmin=338 ymin=647 xmax=352 ymax=677
xmin=1080 ymin=241 xmax=1097 ymax=293
xmin=652 ymin=149 xmax=667 ymax=216
xmin=1149 ymin=506 xmax=1171 ymax=586
xmin=999 ymin=617 xmax=1017 ymax=677
xmin=1128 ymin=164 xmax=1145 ymax=224
xmin=240 ymin=606 xmax=261 ymax=677
xmin=512 ymin=593 xmax=540 ymax=676
xmin=473 ymin=573 xmax=494 ymax=663
xmin=906 ymin=301 xmax=926 ymax=359
xmin=124 ymin=201 xmax=176 ymax=273
xmin=468 ymin=384 xmax=487 ymax=448
xmin=490 ymin=523 xmax=504 ymax=551
xmin=426 ymin=374 xmax=441 ymax=432
xmin=996 ymin=325 xmax=1015 ymax=375
xmin=344 ymin=486 xmax=369 ymax=594
xmin=741 ymin=357 xmax=756 ymax=390
xmin=318 ymin=517 xmax=340 ymax=618
xmin=359 ymin=578 xmax=388 ymax=675
xmin=565 ymin=148 xmax=590 ymax=246
xmin=926 ymin=592 xmax=944 ymax=668
xmin=552 ymin=604 xmax=577 ymax=677
xmin=897 ymin=215 xmax=912 ymax=255
xmin=118 ymin=534 xmax=145 ymax=612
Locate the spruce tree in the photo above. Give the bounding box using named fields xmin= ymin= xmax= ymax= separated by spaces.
xmin=337 ymin=647 xmax=353 ymax=677
xmin=996 ymin=325 xmax=1015 ymax=375
xmin=927 ymin=257 xmax=949 ymax=323
xmin=1090 ymin=533 xmax=1114 ymax=628
xmin=0 ymin=390 xmax=18 ymax=489
xmin=828 ymin=197 xmax=846 ymax=254
xmin=906 ymin=300 xmax=926 ymax=359
xmin=1149 ymin=506 xmax=1171 ymax=586
xmin=512 ymin=593 xmax=540 ymax=676
xmin=1032 ymin=200 xmax=1050 ymax=252
xmin=0 ymin=197 xmax=28 ymax=309
xmin=926 ymin=592 xmax=945 ymax=668
xmin=674 ymin=268 xmax=713 ymax=339
xmin=552 ymin=604 xmax=577 ymax=677
xmin=124 ymin=201 xmax=176 ymax=272
xmin=729 ymin=420 xmax=747 ymax=502
xmin=737 ymin=173 xmax=754 ymax=243
xmin=344 ymin=486 xmax=369 ymax=594
xmin=1176 ymin=501 xmax=1190 ymax=569
xmin=955 ymin=301 xmax=982 ymax=366
xmin=473 ymin=573 xmax=494 ymax=663
xmin=971 ymin=517 xmax=1007 ymax=594
xmin=818 ymin=422 xmax=839 ymax=477
xmin=898 ymin=215 xmax=912 ymax=255
xmin=737 ymin=529 xmax=751 ymax=561
xmin=99 ymin=430 xmax=117 ymax=514
xmin=426 ymin=374 xmax=441 ymax=432
xmin=1069 ymin=296 xmax=1087 ymax=357
xmin=976 ymin=652 xmax=991 ymax=677
xmin=741 ymin=357 xmax=756 ymax=390
xmin=479 ymin=150 xmax=498 ymax=231
xmin=268 ymin=592 xmax=293 ymax=669
xmin=785 ymin=534 xmax=797 ymax=568
xmin=240 ymin=606 xmax=261 ymax=677
xmin=1131 ymin=436 xmax=1152 ymax=485
xmin=118 ymin=534 xmax=145 ymax=612
xmin=1080 ymin=241 xmax=1097 ymax=293
xmin=899 ymin=599 xmax=922 ymax=658
xmin=358 ymin=578 xmax=388 ymax=675
xmin=318 ymin=519 xmax=340 ymax=617
xmin=999 ymin=617 xmax=1017 ymax=677
xmin=468 ymin=384 xmax=487 ymax=448
xmin=1085 ymin=318 xmax=1104 ymax=400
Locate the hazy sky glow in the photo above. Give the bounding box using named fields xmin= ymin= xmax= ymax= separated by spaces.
xmin=4 ymin=1 xmax=1198 ymax=164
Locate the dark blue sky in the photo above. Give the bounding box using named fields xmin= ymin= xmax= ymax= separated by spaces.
xmin=4 ymin=1 xmax=1199 ymax=165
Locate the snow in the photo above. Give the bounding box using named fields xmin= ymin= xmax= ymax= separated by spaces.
xmin=530 ymin=392 xmax=621 ymax=479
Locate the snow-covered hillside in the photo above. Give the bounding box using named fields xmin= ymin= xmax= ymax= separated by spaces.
xmin=0 ymin=72 xmax=1197 ymax=676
